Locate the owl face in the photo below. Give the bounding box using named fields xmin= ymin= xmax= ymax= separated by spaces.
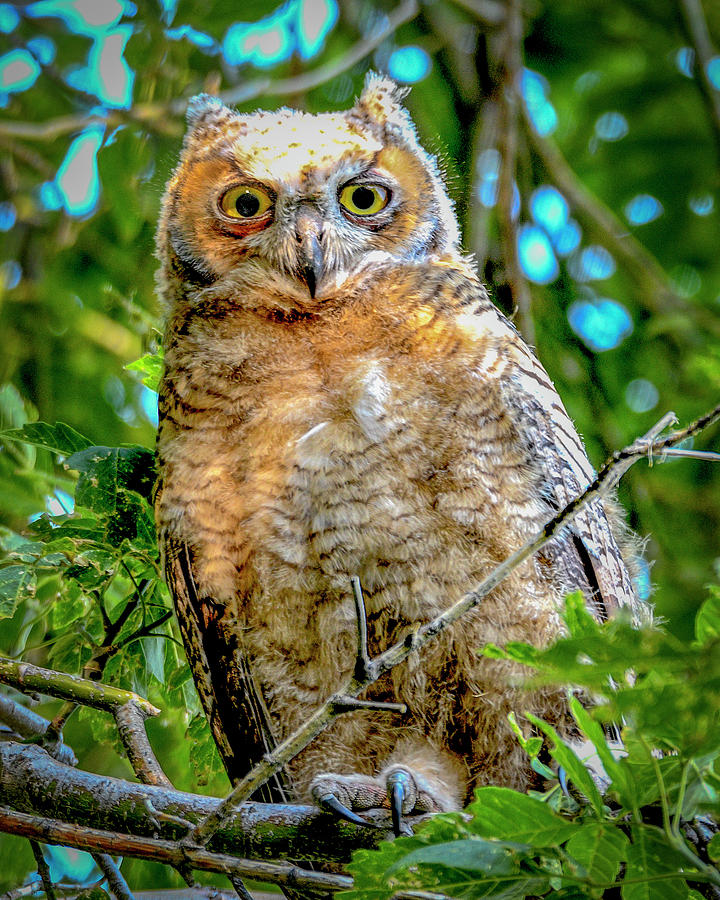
xmin=158 ymin=74 xmax=459 ymax=309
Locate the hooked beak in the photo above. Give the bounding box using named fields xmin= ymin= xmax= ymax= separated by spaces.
xmin=295 ymin=207 xmax=324 ymax=299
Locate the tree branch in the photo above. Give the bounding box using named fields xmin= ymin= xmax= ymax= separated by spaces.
xmin=188 ymin=403 xmax=720 ymax=849
xmin=0 ymin=694 xmax=76 ymax=766
xmin=0 ymin=806 xmax=353 ymax=895
xmin=0 ymin=743 xmax=397 ymax=863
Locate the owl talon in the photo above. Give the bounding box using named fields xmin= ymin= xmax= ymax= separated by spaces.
xmin=387 ymin=769 xmax=410 ymax=837
xmin=316 ymin=791 xmax=374 ymax=828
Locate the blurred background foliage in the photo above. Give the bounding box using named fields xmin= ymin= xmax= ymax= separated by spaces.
xmin=0 ymin=0 xmax=719 ymax=890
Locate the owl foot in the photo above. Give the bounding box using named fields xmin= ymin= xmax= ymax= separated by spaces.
xmin=310 ymin=765 xmax=443 ymax=836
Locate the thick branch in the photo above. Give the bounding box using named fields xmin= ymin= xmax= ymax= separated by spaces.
xmin=189 ymin=404 xmax=720 ymax=847
xmin=0 ymin=806 xmax=352 ymax=895
xmin=0 ymin=743 xmax=395 ymax=863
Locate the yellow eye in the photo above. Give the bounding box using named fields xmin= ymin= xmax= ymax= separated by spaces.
xmin=220 ymin=185 xmax=272 ymax=219
xmin=339 ymin=184 xmax=390 ymax=216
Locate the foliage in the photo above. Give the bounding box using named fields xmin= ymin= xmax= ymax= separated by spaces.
xmin=346 ymin=592 xmax=720 ymax=899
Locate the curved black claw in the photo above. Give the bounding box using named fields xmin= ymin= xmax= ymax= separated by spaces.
xmin=387 ymin=770 xmax=409 ymax=837
xmin=317 ymin=792 xmax=373 ymax=828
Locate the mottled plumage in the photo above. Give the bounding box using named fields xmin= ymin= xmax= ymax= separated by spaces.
xmin=155 ymin=75 xmax=640 ymax=817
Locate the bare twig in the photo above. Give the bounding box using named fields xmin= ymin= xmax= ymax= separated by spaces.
xmin=228 ymin=876 xmax=254 ymax=900
xmin=30 ymin=840 xmax=57 ymax=900
xmin=0 ymin=807 xmax=353 ymax=895
xmin=0 ymin=694 xmax=76 ymax=766
xmin=351 ymin=575 xmax=371 ymax=681
xmin=679 ymin=0 xmax=720 ymax=160
xmin=92 ymin=853 xmax=135 ymax=900
xmin=115 ymin=702 xmax=172 ymax=788
xmin=188 ymin=403 xmax=720 ymax=848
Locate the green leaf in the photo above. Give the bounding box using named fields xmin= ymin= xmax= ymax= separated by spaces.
xmin=126 ymin=351 xmax=164 ymax=392
xmin=0 ymin=421 xmax=93 ymax=456
xmin=65 ymin=445 xmax=157 ymax=507
xmin=707 ymin=833 xmax=720 ymax=862
xmin=0 ymin=565 xmax=37 ymax=619
xmin=695 ymin=587 xmax=720 ymax=642
xmin=467 ymin=786 xmax=580 ymax=845
xmin=622 ymin=826 xmax=691 ymax=900
xmin=562 ymin=590 xmax=602 ymax=638
xmin=566 ymin=824 xmax=628 ymax=888
xmin=569 ymin=698 xmax=632 ymax=803
xmin=526 ymin=712 xmax=606 ymax=816
xmin=387 ymin=838 xmax=519 ymax=876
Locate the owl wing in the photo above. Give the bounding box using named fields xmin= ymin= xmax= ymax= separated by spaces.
xmin=163 ymin=535 xmax=293 ymax=802
xmin=475 ymin=302 xmax=637 ymax=619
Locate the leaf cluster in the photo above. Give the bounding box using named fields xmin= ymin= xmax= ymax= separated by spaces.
xmin=347 ymin=593 xmax=720 ymax=899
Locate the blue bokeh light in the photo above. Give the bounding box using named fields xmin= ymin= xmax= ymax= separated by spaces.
xmin=139 ymin=385 xmax=159 ymax=426
xmin=517 ymin=224 xmax=559 ymax=284
xmin=568 ymin=298 xmax=632 ymax=351
xmin=569 ymin=245 xmax=616 ymax=281
xmin=39 ymin=180 xmax=63 ymax=210
xmin=707 ymin=56 xmax=720 ymax=89
xmin=530 ymin=185 xmax=568 ymax=234
xmin=1 ymin=260 xmax=22 ymax=289
xmin=675 ymin=46 xmax=694 ymax=77
xmin=625 ymin=378 xmax=659 ymax=413
xmin=476 ymin=148 xmax=500 ymax=208
xmin=625 ymin=194 xmax=663 ymax=225
xmin=66 ymin=24 xmax=134 ymax=107
xmin=27 ymin=36 xmax=57 ymax=65
xmin=520 ymin=69 xmax=558 ymax=136
xmin=594 ymin=111 xmax=628 ymax=141
xmin=166 ymin=25 xmax=217 ymax=51
xmin=552 ymin=219 xmax=582 ymax=256
xmin=0 ymin=3 xmax=19 ymax=32
xmin=0 ymin=201 xmax=16 ymax=231
xmin=297 ymin=0 xmax=338 ymax=60
xmin=224 ymin=0 xmax=338 ymax=68
xmin=689 ymin=193 xmax=714 ymax=216
xmin=55 ymin=126 xmax=104 ymax=217
xmin=388 ymin=45 xmax=431 ymax=83
xmin=634 ymin=558 xmax=652 ymax=601
xmin=27 ymin=0 xmax=125 ymax=34
xmin=0 ymin=49 xmax=41 ymax=93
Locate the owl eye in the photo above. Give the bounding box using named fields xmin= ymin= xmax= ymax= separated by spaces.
xmin=339 ymin=184 xmax=390 ymax=216
xmin=220 ymin=185 xmax=273 ymax=219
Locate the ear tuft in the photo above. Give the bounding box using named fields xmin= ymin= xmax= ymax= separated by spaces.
xmin=186 ymin=93 xmax=226 ymax=127
xmin=352 ymin=71 xmax=413 ymax=134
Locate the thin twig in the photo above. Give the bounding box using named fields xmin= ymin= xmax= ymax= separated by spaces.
xmin=0 ymin=806 xmax=353 ymax=894
xmin=187 ymin=403 xmax=720 ymax=848
xmin=0 ymin=694 xmax=76 ymax=766
xmin=331 ymin=696 xmax=407 ymax=714
xmin=115 ymin=702 xmax=171 ymax=788
xmin=92 ymin=853 xmax=135 ymax=900
xmin=351 ymin=575 xmax=372 ymax=681
xmin=30 ymin=840 xmax=57 ymax=900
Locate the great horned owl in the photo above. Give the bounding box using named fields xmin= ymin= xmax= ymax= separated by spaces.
xmin=155 ymin=74 xmax=639 ymax=828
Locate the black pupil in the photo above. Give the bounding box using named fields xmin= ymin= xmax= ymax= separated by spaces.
xmin=235 ymin=192 xmax=260 ymax=217
xmin=352 ymin=187 xmax=376 ymax=210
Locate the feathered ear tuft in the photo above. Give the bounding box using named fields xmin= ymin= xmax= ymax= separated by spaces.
xmin=351 ymin=72 xmax=415 ymax=139
xmin=184 ymin=94 xmax=239 ymax=145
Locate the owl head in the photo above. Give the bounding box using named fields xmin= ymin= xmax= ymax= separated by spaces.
xmin=157 ymin=73 xmax=459 ymax=311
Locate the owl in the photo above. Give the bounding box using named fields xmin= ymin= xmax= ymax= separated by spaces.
xmin=154 ymin=73 xmax=640 ymax=832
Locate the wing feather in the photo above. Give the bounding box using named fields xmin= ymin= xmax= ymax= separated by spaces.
xmin=164 ymin=536 xmax=293 ymax=802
